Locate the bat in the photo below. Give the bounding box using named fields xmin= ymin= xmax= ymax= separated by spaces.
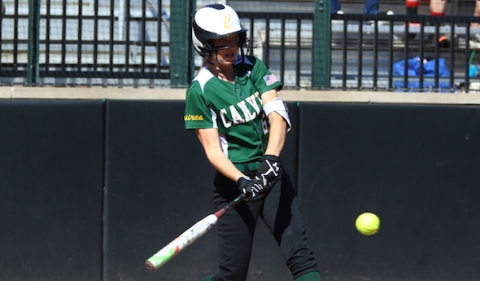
xmin=145 ymin=194 xmax=246 ymax=271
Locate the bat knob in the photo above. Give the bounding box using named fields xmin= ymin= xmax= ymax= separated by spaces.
xmin=145 ymin=261 xmax=157 ymax=272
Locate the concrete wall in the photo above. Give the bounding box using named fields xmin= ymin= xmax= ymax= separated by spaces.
xmin=1 ymin=89 xmax=479 ymax=281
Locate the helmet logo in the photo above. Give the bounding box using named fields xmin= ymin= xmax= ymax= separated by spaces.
xmin=224 ymin=14 xmax=232 ymax=29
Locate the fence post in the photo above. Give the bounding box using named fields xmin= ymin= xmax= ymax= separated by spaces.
xmin=170 ymin=0 xmax=195 ymax=87
xmin=27 ymin=0 xmax=40 ymax=84
xmin=312 ymin=0 xmax=331 ymax=89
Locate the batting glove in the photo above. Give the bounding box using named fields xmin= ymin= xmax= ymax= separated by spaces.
xmin=257 ymin=155 xmax=283 ymax=187
xmin=237 ymin=176 xmax=264 ymax=201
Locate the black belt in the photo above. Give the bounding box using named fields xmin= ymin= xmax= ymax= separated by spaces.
xmin=234 ymin=161 xmax=261 ymax=173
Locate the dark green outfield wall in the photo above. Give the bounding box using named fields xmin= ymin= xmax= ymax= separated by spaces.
xmin=0 ymin=101 xmax=104 ymax=281
xmin=298 ymin=103 xmax=480 ymax=281
xmin=1 ymin=100 xmax=479 ymax=281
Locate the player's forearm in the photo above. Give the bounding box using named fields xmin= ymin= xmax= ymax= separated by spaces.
xmin=264 ymin=112 xmax=287 ymax=156
xmin=196 ymin=128 xmax=244 ymax=182
xmin=206 ymin=150 xmax=244 ymax=182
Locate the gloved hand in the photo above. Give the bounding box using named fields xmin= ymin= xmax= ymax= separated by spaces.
xmin=257 ymin=155 xmax=283 ymax=187
xmin=237 ymin=176 xmax=264 ymax=201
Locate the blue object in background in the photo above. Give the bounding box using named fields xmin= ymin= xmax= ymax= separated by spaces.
xmin=469 ymin=65 xmax=479 ymax=77
xmin=393 ymin=56 xmax=451 ymax=90
xmin=330 ymin=0 xmax=380 ymax=14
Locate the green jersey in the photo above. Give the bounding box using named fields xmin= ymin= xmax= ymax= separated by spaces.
xmin=184 ymin=55 xmax=283 ymax=164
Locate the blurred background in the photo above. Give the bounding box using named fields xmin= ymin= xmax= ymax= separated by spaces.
xmin=1 ymin=0 xmax=480 ymax=91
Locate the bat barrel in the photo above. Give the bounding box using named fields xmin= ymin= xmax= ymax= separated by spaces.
xmin=145 ymin=195 xmax=245 ymax=272
xmin=145 ymin=214 xmax=219 ymax=271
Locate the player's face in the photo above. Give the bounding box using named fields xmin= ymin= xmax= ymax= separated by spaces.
xmin=211 ymin=34 xmax=240 ymax=64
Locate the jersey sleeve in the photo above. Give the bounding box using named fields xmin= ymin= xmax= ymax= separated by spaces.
xmin=251 ymin=57 xmax=283 ymax=95
xmin=184 ymin=87 xmax=215 ymax=130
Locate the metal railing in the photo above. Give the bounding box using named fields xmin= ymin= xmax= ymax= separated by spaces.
xmin=1 ymin=0 xmax=480 ymax=92
xmin=238 ymin=12 xmax=314 ymax=89
xmin=0 ymin=0 xmax=170 ymax=86
xmin=331 ymin=13 xmax=480 ymax=92
xmin=240 ymin=11 xmax=480 ymax=92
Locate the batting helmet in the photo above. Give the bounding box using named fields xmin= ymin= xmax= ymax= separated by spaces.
xmin=192 ymin=4 xmax=248 ymax=57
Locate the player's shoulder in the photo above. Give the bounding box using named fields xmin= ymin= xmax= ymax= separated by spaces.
xmin=189 ymin=66 xmax=217 ymax=94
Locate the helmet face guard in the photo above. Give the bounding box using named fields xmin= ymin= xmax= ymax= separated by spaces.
xmin=192 ymin=4 xmax=249 ymax=58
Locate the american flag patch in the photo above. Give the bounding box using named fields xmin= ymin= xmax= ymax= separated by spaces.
xmin=263 ymin=74 xmax=279 ymax=86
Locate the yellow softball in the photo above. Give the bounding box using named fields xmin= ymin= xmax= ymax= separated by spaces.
xmin=355 ymin=212 xmax=380 ymax=235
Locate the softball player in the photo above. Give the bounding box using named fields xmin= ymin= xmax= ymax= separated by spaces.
xmin=184 ymin=4 xmax=321 ymax=281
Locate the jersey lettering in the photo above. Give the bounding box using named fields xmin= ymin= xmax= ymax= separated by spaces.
xmin=230 ymin=105 xmax=244 ymax=124
xmin=261 ymin=113 xmax=269 ymax=134
xmin=184 ymin=114 xmax=204 ymax=121
xmin=238 ymin=101 xmax=257 ymax=122
xmin=245 ymin=93 xmax=261 ymax=113
xmin=219 ymin=92 xmax=262 ymax=128
xmin=220 ymin=108 xmax=231 ymax=128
